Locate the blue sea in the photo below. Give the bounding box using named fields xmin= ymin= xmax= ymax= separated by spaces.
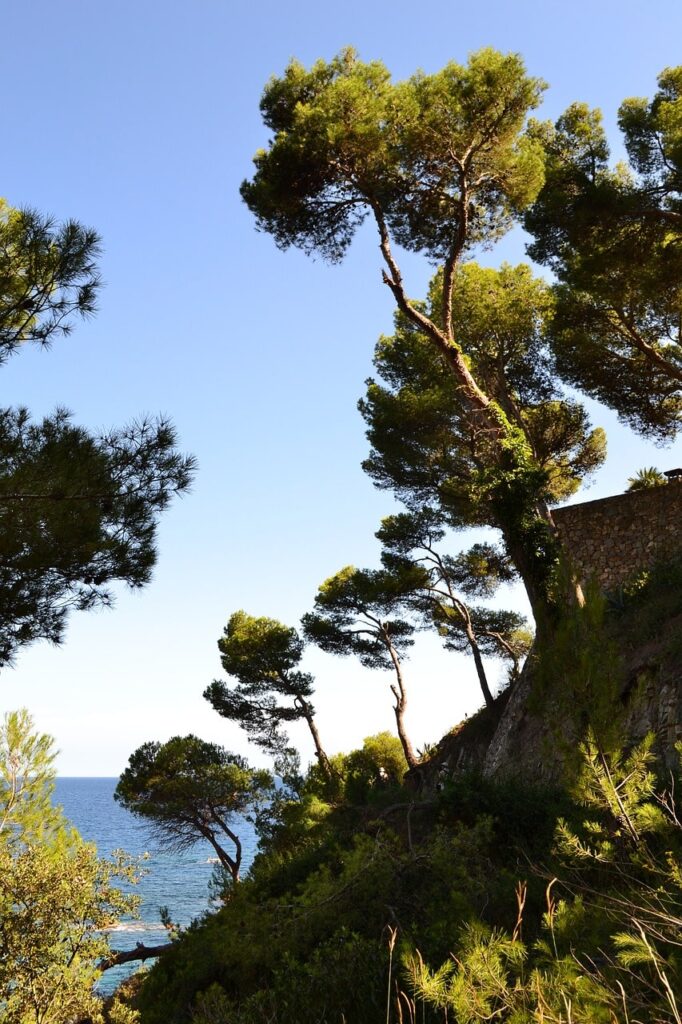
xmin=55 ymin=778 xmax=259 ymax=996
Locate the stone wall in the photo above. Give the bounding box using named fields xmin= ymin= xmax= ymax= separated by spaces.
xmin=552 ymin=481 xmax=682 ymax=591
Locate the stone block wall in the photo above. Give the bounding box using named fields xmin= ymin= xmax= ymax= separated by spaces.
xmin=552 ymin=481 xmax=682 ymax=591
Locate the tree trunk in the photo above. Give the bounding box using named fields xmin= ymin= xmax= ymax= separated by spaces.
xmin=463 ymin=620 xmax=495 ymax=708
xmin=102 ymin=942 xmax=174 ymax=971
xmin=210 ymin=809 xmax=242 ymax=883
xmin=483 ymin=630 xmax=521 ymax=683
xmin=375 ymin=213 xmax=572 ymax=622
xmin=391 ymin=695 xmax=418 ymax=770
xmin=384 ymin=635 xmax=419 ymax=769
xmin=195 ymin=820 xmax=240 ymax=884
xmin=297 ymin=697 xmax=334 ymax=780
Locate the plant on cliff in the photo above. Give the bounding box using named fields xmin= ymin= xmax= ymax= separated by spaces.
xmin=378 ymin=509 xmax=532 ymax=705
xmin=627 ymin=465 xmax=669 ymax=490
xmin=403 ymin=735 xmax=682 ymax=1023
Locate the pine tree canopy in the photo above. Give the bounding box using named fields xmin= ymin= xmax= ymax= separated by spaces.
xmin=0 ymin=199 xmax=195 ymax=665
xmin=525 ymin=68 xmax=682 ymax=438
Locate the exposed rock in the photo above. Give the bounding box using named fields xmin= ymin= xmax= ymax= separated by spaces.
xmin=421 ymin=484 xmax=682 ymax=788
xmin=429 ymin=598 xmax=682 ymax=787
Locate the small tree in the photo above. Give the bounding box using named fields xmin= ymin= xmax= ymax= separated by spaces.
xmin=302 ymin=565 xmax=423 ymax=769
xmin=0 ymin=710 xmax=139 ymax=1022
xmin=204 ymin=610 xmax=333 ymax=780
xmin=343 ymin=731 xmax=408 ymax=803
xmin=378 ymin=510 xmax=532 ymax=706
xmin=116 ymin=735 xmax=271 ymax=885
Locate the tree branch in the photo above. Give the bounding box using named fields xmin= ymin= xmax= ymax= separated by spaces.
xmin=368 ymin=200 xmax=492 ymax=417
xmin=101 ymin=941 xmax=174 ymax=970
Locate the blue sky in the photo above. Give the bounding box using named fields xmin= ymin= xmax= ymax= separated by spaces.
xmin=2 ymin=0 xmax=681 ymax=774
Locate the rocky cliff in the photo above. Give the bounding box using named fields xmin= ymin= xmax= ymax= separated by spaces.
xmin=428 ymin=491 xmax=682 ymax=786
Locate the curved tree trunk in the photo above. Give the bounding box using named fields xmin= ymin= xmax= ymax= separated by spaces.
xmin=196 ymin=820 xmax=240 ymax=883
xmin=483 ymin=630 xmax=522 ymax=683
xmin=433 ymin=571 xmax=495 ymax=708
xmin=463 ymin=619 xmax=495 ymax=708
xmin=210 ymin=808 xmax=242 ymax=883
xmin=296 ymin=696 xmax=334 ymax=781
xmin=373 ymin=206 xmax=579 ymax=623
xmin=384 ymin=632 xmax=419 ymax=769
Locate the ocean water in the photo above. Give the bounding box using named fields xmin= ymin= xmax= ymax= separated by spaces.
xmin=55 ymin=778 xmax=259 ymax=996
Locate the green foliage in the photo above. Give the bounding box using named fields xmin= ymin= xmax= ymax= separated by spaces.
xmin=132 ymin=816 xmax=486 ymax=1023
xmin=0 ymin=707 xmax=60 ymax=841
xmin=190 ymin=933 xmax=387 ymax=1024
xmin=0 ymin=198 xmax=194 ymax=665
xmin=378 ymin=508 xmax=531 ymax=701
xmin=0 ymin=407 xmax=195 ymax=666
xmin=127 ymin=729 xmax=682 ymax=1023
xmin=533 ymin=579 xmax=625 ymax=762
xmin=303 ymin=564 xmax=422 ymax=765
xmin=302 ymin=564 xmax=420 ymax=671
xmin=116 ymin=735 xmax=272 ymax=883
xmin=608 ymin=552 xmax=682 ymax=660
xmin=359 ymin=262 xmax=604 ymax=620
xmin=345 ymin=731 xmax=407 ymax=787
xmin=0 ymin=197 xmax=101 ymax=361
xmin=525 ymin=68 xmax=682 ymax=439
xmin=252 ymin=732 xmax=409 ymax=863
xmin=300 ymin=730 xmax=410 ymax=805
xmin=0 ymin=710 xmax=140 ymax=1023
xmin=556 ymin=732 xmax=669 ymax=863
xmin=438 ymin=770 xmax=575 ymax=862
xmin=403 ymin=738 xmax=682 ymax=1023
xmin=404 ymin=922 xmax=617 ymax=1022
xmin=405 ymin=924 xmax=529 ymax=1020
xmin=549 ymin=737 xmax=682 ymax=1020
xmin=242 ymin=48 xmax=545 ymax=263
xmin=627 ymin=464 xmax=669 ymax=489
xmin=243 ymin=51 xmax=615 ymax=620
xmin=361 ymin=263 xmax=605 ymax=524
xmin=204 ymin=611 xmax=328 ymax=772
xmin=128 ymin=743 xmax=583 ymax=1024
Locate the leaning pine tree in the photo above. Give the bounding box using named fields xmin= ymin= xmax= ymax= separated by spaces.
xmin=302 ymin=564 xmax=423 ymax=769
xmin=242 ymin=48 xmax=588 ymax=626
xmin=205 ymin=611 xmax=333 ymax=781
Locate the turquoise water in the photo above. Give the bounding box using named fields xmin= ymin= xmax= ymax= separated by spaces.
xmin=55 ymin=778 xmax=258 ymax=996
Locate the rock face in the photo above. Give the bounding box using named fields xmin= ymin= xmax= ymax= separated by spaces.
xmin=433 ymin=605 xmax=682 ymax=786
xmin=481 ymin=609 xmax=682 ymax=783
xmin=617 ymin=610 xmax=682 ymax=771
xmin=552 ymin=481 xmax=682 ymax=591
xmin=428 ymin=485 xmax=682 ymax=787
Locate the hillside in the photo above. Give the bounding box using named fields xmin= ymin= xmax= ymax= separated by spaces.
xmin=116 ymin=548 xmax=682 ymax=1024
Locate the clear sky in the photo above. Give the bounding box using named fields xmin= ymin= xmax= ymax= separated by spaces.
xmin=2 ymin=0 xmax=681 ymax=774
